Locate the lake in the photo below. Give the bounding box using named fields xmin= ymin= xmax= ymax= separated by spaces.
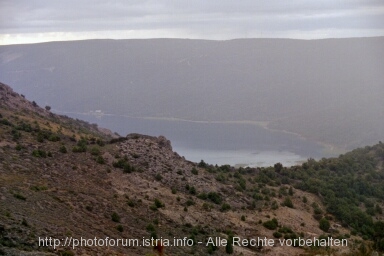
xmin=60 ymin=112 xmax=328 ymax=167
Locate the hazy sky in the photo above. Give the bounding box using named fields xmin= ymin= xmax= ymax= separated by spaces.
xmin=1 ymin=0 xmax=384 ymax=45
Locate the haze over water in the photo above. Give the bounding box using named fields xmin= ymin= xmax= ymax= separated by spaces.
xmin=65 ymin=112 xmax=327 ymax=167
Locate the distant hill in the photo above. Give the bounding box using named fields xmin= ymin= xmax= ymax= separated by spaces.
xmin=0 ymin=37 xmax=383 ymax=150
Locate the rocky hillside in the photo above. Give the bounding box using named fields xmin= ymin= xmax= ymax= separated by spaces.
xmin=0 ymin=82 xmax=383 ymax=255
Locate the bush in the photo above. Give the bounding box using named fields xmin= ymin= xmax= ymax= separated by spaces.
xmin=73 ymin=139 xmax=87 ymax=152
xmin=319 ymin=218 xmax=330 ymax=232
xmin=146 ymin=224 xmax=156 ymax=232
xmin=226 ymin=235 xmax=234 ymax=254
xmin=273 ymin=232 xmax=283 ymax=238
xmin=59 ymin=251 xmax=75 ymax=256
xmin=263 ymin=218 xmax=278 ymax=230
xmin=154 ymin=198 xmax=165 ymax=208
xmin=0 ymin=118 xmax=12 ymax=126
xmin=220 ymin=203 xmax=231 ymax=212
xmin=283 ymin=197 xmax=294 ymax=208
xmin=207 ymin=192 xmax=222 ymax=204
xmin=12 ymin=129 xmax=21 ymax=141
xmin=111 ymin=212 xmax=120 ymax=223
xmin=90 ymin=147 xmax=101 ymax=156
xmin=191 ymin=168 xmax=199 ymax=175
xmin=188 ymin=186 xmax=197 ymax=195
xmin=96 ymin=156 xmax=105 ymax=164
xmin=113 ymin=158 xmax=135 ymax=173
xmin=59 ymin=145 xmax=67 ymax=153
xmin=155 ymin=173 xmax=163 ymax=181
xmin=32 ymin=149 xmax=47 ymax=158
xmin=13 ymin=193 xmax=26 ymax=201
xmin=116 ymin=225 xmax=124 ymax=232
xmin=186 ymin=199 xmax=195 ymax=206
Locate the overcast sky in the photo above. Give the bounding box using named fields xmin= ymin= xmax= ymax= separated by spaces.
xmin=1 ymin=0 xmax=384 ymax=45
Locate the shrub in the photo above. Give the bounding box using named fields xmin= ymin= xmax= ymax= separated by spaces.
xmin=273 ymin=232 xmax=283 ymax=238
xmin=186 ymin=199 xmax=195 ymax=206
xmin=197 ymin=192 xmax=208 ymax=200
xmin=59 ymin=251 xmax=75 ymax=256
xmin=96 ymin=156 xmax=105 ymax=164
xmin=198 ymin=160 xmax=208 ymax=168
xmin=90 ymin=147 xmax=101 ymax=156
xmin=32 ymin=149 xmax=47 ymax=158
xmin=191 ymin=168 xmax=199 ymax=175
xmin=220 ymin=203 xmax=231 ymax=212
xmin=12 ymin=129 xmax=21 ymax=141
xmin=154 ymin=198 xmax=164 ymax=208
xmin=319 ymin=218 xmax=330 ymax=232
xmin=0 ymin=118 xmax=12 ymax=126
xmin=207 ymin=192 xmax=222 ymax=204
xmin=127 ymin=199 xmax=135 ymax=207
xmin=155 ymin=173 xmax=162 ymax=181
xmin=263 ymin=218 xmax=278 ymax=230
xmin=111 ymin=212 xmax=120 ymax=223
xmin=13 ymin=193 xmax=26 ymax=201
xmin=21 ymin=218 xmax=29 ymax=227
xmin=226 ymin=235 xmax=234 ymax=254
xmin=116 ymin=225 xmax=124 ymax=232
xmin=48 ymin=134 xmax=60 ymax=142
xmin=146 ymin=223 xmax=156 ymax=232
xmin=59 ymin=145 xmax=67 ymax=153
xmin=113 ymin=158 xmax=135 ymax=173
xmin=73 ymin=139 xmax=87 ymax=152
xmin=271 ymin=200 xmax=279 ymax=210
xmin=283 ymin=197 xmax=294 ymax=208
xmin=188 ymin=186 xmax=197 ymax=195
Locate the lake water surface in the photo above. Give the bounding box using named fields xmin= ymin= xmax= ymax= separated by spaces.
xmin=61 ymin=112 xmax=327 ymax=167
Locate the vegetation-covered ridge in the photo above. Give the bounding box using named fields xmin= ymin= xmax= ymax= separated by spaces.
xmin=0 ymin=81 xmax=383 ymax=255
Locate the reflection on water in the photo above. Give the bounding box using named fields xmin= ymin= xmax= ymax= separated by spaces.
xmin=175 ymin=148 xmax=305 ymax=167
xmin=59 ymin=112 xmax=327 ymax=167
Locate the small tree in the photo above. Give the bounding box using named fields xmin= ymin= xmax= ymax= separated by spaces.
xmin=45 ymin=105 xmax=51 ymax=111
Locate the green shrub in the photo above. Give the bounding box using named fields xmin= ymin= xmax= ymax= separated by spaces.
xmin=146 ymin=223 xmax=156 ymax=232
xmin=96 ymin=156 xmax=105 ymax=164
xmin=111 ymin=212 xmax=120 ymax=222
xmin=220 ymin=203 xmax=231 ymax=212
xmin=186 ymin=199 xmax=195 ymax=206
xmin=263 ymin=218 xmax=278 ymax=230
xmin=90 ymin=147 xmax=101 ymax=156
xmin=13 ymin=193 xmax=26 ymax=201
xmin=155 ymin=173 xmax=162 ymax=181
xmin=116 ymin=225 xmax=124 ymax=232
xmin=191 ymin=168 xmax=199 ymax=175
xmin=32 ymin=149 xmax=47 ymax=158
xmin=273 ymin=232 xmax=283 ymax=238
xmin=283 ymin=197 xmax=294 ymax=208
xmin=154 ymin=198 xmax=164 ymax=208
xmin=207 ymin=192 xmax=222 ymax=204
xmin=319 ymin=218 xmax=330 ymax=232
xmin=59 ymin=145 xmax=67 ymax=153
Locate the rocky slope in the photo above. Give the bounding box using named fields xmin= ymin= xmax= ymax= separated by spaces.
xmin=0 ymin=82 xmax=381 ymax=255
